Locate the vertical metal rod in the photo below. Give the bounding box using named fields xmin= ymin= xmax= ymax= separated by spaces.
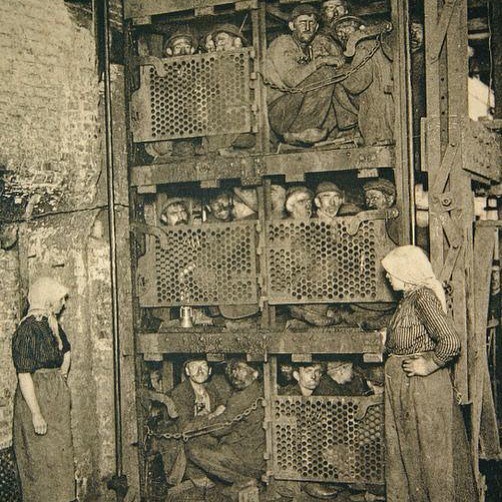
xmin=102 ymin=0 xmax=124 ymax=478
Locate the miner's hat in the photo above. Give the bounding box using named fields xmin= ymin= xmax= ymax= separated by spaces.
xmin=289 ymin=4 xmax=320 ymax=22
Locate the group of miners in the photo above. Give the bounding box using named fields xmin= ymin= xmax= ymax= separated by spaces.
xmin=146 ymin=0 xmax=422 ymax=159
xmin=159 ymin=177 xmax=397 ymax=228
xmin=146 ymin=357 xmax=383 ymax=500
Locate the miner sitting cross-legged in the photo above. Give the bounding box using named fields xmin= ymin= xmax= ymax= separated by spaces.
xmin=185 ymin=359 xmax=265 ymax=499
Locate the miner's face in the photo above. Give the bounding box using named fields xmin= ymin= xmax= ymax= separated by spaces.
xmin=327 ymin=362 xmax=353 ymax=384
xmin=185 ymin=360 xmax=211 ymax=384
xmin=170 ymin=36 xmax=194 ymax=56
xmin=316 ymin=191 xmax=344 ymax=217
xmin=214 ymin=32 xmax=241 ymax=51
xmin=410 ymin=22 xmax=424 ymax=53
xmin=228 ymin=362 xmax=258 ymax=390
xmin=365 ymin=189 xmax=393 ymax=210
xmin=294 ymin=365 xmax=323 ymax=390
xmin=335 ymin=21 xmax=359 ymax=45
xmin=162 ymin=202 xmax=189 ymax=226
xmin=209 ymin=193 xmax=233 ymax=222
xmin=290 ymin=194 xmax=312 ymax=219
xmin=322 ymin=1 xmax=348 ymax=24
xmin=290 ymin=15 xmax=319 ymax=44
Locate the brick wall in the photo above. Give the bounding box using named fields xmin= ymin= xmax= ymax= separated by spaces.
xmin=0 ymin=1 xmax=134 ymax=500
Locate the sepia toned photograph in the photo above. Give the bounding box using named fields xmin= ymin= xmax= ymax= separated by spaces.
xmin=0 ymin=0 xmax=501 ymax=501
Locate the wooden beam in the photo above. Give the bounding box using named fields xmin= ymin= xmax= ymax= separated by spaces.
xmin=125 ymin=0 xmax=257 ymax=19
xmin=137 ymin=329 xmax=383 ymax=355
xmin=130 ymin=146 xmax=395 ymax=187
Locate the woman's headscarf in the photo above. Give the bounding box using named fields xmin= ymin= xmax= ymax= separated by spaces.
xmin=381 ymin=245 xmax=447 ymax=312
xmin=22 ymin=276 xmax=69 ymax=350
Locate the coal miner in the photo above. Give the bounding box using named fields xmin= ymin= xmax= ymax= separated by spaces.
xmin=333 ymin=15 xmax=395 ymax=146
xmin=314 ymin=181 xmax=361 ymax=221
xmin=363 ymin=177 xmax=398 ymax=243
xmin=160 ymin=198 xmax=190 ymax=227
xmin=279 ymin=362 xmax=324 ymax=396
xmin=186 ymin=360 xmax=265 ymax=495
xmin=316 ymin=359 xmax=372 ymax=396
xmin=265 ymin=4 xmax=358 ymax=146
xmin=163 ymin=28 xmax=198 ymax=57
xmin=320 ymin=0 xmax=349 ymax=35
xmin=205 ymin=190 xmax=233 ymax=223
xmin=158 ymin=359 xmax=230 ymax=487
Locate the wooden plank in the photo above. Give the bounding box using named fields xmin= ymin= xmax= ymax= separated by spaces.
xmin=428 ymin=0 xmax=461 ymax=63
xmin=125 ymin=0 xmax=256 ymax=19
xmin=137 ymin=329 xmax=383 ymax=355
xmin=471 ymin=226 xmax=496 ymax=468
xmin=130 ymin=146 xmax=395 ymax=187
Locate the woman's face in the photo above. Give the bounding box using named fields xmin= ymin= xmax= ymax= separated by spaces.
xmin=386 ymin=272 xmax=405 ymax=291
xmin=53 ymin=296 xmax=67 ymax=315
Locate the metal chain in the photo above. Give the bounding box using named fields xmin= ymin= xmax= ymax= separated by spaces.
xmin=145 ymin=397 xmax=264 ymax=443
xmin=260 ymin=36 xmax=382 ymax=95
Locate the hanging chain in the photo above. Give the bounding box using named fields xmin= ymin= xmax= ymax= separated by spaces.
xmin=260 ymin=36 xmax=382 ymax=95
xmin=145 ymin=397 xmax=264 ymax=443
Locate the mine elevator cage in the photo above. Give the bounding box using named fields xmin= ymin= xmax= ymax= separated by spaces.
xmin=119 ymin=0 xmax=502 ymax=499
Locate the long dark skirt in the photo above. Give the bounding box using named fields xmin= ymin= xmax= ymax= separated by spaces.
xmin=13 ymin=369 xmax=75 ymax=502
xmin=385 ymin=355 xmax=478 ymax=502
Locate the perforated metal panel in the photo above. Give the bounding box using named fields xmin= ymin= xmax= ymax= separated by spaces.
xmin=131 ymin=49 xmax=254 ymax=142
xmin=271 ymin=396 xmax=384 ymax=484
xmin=266 ymin=218 xmax=395 ymax=304
xmin=137 ymin=222 xmax=258 ymax=307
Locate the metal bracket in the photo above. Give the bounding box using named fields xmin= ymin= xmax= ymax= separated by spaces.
xmin=428 ymin=0 xmax=460 ymax=63
xmin=133 ymin=56 xmax=168 ymax=77
xmin=130 ymin=222 xmax=168 ymax=248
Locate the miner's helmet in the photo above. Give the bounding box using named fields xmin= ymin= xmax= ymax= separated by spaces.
xmin=210 ymin=23 xmax=248 ymax=45
xmin=165 ymin=27 xmax=198 ymax=51
xmin=333 ymin=15 xmax=366 ymax=32
xmin=288 ymin=3 xmax=320 ymax=22
xmin=315 ymin=181 xmax=344 ymax=197
xmin=363 ymin=178 xmax=397 ymax=198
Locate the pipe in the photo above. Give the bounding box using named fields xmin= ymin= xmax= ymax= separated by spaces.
xmin=101 ymin=0 xmax=128 ymax=498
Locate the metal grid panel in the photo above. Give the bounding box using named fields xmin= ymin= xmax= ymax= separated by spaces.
xmin=137 ymin=222 xmax=258 ymax=307
xmin=271 ymin=396 xmax=384 ymax=484
xmin=132 ymin=49 xmax=254 ymax=142
xmin=266 ymin=218 xmax=394 ymax=304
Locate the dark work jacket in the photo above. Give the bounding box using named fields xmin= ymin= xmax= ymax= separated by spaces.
xmin=316 ymin=373 xmax=372 ymax=396
xmin=170 ymin=374 xmax=231 ymax=431
xmin=210 ymin=380 xmax=265 ymax=465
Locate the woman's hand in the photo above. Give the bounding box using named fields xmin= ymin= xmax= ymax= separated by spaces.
xmin=32 ymin=412 xmax=47 ymax=435
xmin=402 ymin=355 xmax=439 ymax=377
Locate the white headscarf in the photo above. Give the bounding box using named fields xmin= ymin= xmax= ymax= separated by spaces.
xmin=381 ymin=245 xmax=447 ymax=313
xmin=22 ymin=276 xmax=69 ymax=350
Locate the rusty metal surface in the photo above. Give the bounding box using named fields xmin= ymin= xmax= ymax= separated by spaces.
xmin=270 ymin=395 xmax=384 ymax=484
xmin=266 ymin=218 xmax=395 ymax=304
xmin=131 ymin=50 xmax=254 ymax=142
xmin=130 ymin=146 xmax=395 ymax=187
xmin=137 ymin=329 xmax=383 ymax=355
xmin=136 ymin=221 xmax=258 ymax=307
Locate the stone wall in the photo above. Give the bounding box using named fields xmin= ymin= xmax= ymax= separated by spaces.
xmin=0 ymin=1 xmax=137 ymax=500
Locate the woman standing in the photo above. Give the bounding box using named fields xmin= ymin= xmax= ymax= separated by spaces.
xmin=381 ymin=245 xmax=477 ymax=502
xmin=12 ymin=277 xmax=75 ymax=502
